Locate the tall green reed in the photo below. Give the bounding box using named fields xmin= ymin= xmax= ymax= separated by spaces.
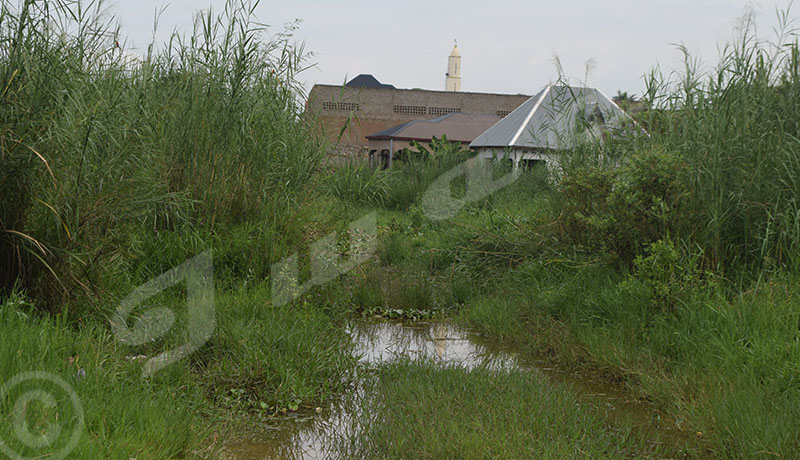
xmin=558 ymin=8 xmax=800 ymax=276
xmin=640 ymin=10 xmax=800 ymax=274
xmin=0 ymin=0 xmax=326 ymax=309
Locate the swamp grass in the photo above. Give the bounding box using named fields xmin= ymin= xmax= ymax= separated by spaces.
xmin=361 ymin=179 xmax=800 ymax=458
xmin=3 ymin=0 xmax=800 ymax=458
xmin=458 ymin=261 xmax=800 ymax=459
xmin=0 ymin=1 xmax=357 ymax=457
xmin=0 ymin=0 xmax=328 ymax=309
xmin=355 ymin=96 xmax=800 ymax=458
xmin=0 ymin=281 xmax=357 ymax=459
xmin=359 ymin=160 xmax=800 ymax=458
xmin=336 ymin=358 xmax=688 ymax=460
xmin=364 ymin=161 xmax=800 ymax=458
xmin=0 ymin=290 xmax=214 ymax=459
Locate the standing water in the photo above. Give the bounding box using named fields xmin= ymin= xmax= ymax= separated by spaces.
xmin=222 ymin=321 xmax=690 ymax=459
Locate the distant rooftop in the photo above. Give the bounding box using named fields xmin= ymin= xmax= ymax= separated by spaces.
xmin=367 ymin=112 xmax=502 ymax=143
xmin=345 ymin=74 xmax=396 ymax=90
xmin=470 ymin=85 xmax=631 ymax=150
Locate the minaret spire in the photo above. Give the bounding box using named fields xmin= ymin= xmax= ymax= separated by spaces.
xmin=446 ymin=41 xmax=461 ymax=92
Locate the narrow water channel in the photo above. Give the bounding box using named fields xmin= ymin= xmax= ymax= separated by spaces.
xmin=222 ymin=320 xmax=691 ymax=459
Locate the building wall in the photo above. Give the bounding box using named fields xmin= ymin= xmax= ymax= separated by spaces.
xmin=307 ymin=85 xmax=529 ymax=148
xmin=477 ymin=147 xmax=559 ymax=171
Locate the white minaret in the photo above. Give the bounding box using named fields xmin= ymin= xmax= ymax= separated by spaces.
xmin=445 ymin=41 xmax=461 ymax=92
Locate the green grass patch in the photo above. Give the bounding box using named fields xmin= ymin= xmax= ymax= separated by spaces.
xmin=0 ymin=290 xmax=214 ymax=459
xmin=0 ymin=280 xmax=358 ymax=458
xmin=337 ymin=358 xmax=683 ymax=459
xmin=459 ymin=260 xmax=800 ymax=459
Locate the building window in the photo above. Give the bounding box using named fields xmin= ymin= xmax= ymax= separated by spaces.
xmin=428 ymin=107 xmax=461 ymax=116
xmin=393 ymin=105 xmax=427 ymax=116
xmin=496 ymin=110 xmax=511 ymax=118
xmin=322 ymin=101 xmax=360 ymax=112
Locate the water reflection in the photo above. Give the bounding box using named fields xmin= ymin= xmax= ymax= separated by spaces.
xmin=350 ymin=321 xmax=516 ymax=369
xmin=222 ymin=321 xmax=516 ymax=460
xmin=221 ymin=320 xmax=688 ymax=460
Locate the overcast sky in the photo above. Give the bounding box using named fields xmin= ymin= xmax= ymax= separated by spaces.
xmin=110 ymin=0 xmax=796 ymax=98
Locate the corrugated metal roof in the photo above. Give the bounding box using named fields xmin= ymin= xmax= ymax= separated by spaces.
xmin=366 ymin=112 xmax=501 ymax=143
xmin=470 ymin=85 xmax=630 ymax=150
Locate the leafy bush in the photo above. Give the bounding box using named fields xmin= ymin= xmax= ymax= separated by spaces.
xmin=630 ymin=238 xmax=707 ymax=310
xmin=560 ymin=147 xmax=690 ymax=264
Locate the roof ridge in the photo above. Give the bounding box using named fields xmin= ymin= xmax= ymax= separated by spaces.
xmin=509 ymin=84 xmax=551 ymax=146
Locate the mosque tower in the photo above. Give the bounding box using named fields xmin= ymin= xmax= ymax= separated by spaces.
xmin=445 ymin=41 xmax=461 ymax=92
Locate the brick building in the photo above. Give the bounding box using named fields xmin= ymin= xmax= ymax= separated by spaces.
xmin=366 ymin=112 xmax=501 ymax=168
xmin=306 ymin=74 xmax=530 ymax=156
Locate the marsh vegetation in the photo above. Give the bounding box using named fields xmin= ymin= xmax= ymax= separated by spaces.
xmin=2 ymin=1 xmax=800 ymax=459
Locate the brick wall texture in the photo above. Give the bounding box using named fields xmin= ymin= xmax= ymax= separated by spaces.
xmin=307 ymin=85 xmax=530 ymax=148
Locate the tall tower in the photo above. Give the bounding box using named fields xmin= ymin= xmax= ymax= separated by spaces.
xmin=445 ymin=41 xmax=461 ymax=92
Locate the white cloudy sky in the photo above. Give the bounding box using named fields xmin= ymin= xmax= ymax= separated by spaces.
xmin=108 ymin=0 xmax=795 ymax=97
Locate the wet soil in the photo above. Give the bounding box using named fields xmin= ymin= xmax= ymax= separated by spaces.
xmin=221 ymin=320 xmax=703 ymax=460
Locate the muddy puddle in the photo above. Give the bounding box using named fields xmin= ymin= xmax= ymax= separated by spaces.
xmin=222 ymin=321 xmax=695 ymax=459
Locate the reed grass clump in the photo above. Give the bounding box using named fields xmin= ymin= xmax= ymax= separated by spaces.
xmin=0 ymin=0 xmax=326 ymax=309
xmin=558 ymin=13 xmax=800 ymax=276
xmin=326 ymin=136 xmax=474 ymax=211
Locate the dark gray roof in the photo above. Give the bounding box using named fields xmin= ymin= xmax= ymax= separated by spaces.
xmin=345 ymin=74 xmax=395 ymax=89
xmin=368 ymin=121 xmax=416 ymax=138
xmin=469 ymin=85 xmax=630 ymax=150
xmin=366 ymin=113 xmax=501 ymax=143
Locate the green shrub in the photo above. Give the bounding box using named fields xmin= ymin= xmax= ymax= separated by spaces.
xmin=631 ymin=238 xmax=708 ymax=310
xmin=560 ymin=146 xmax=690 ymax=264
